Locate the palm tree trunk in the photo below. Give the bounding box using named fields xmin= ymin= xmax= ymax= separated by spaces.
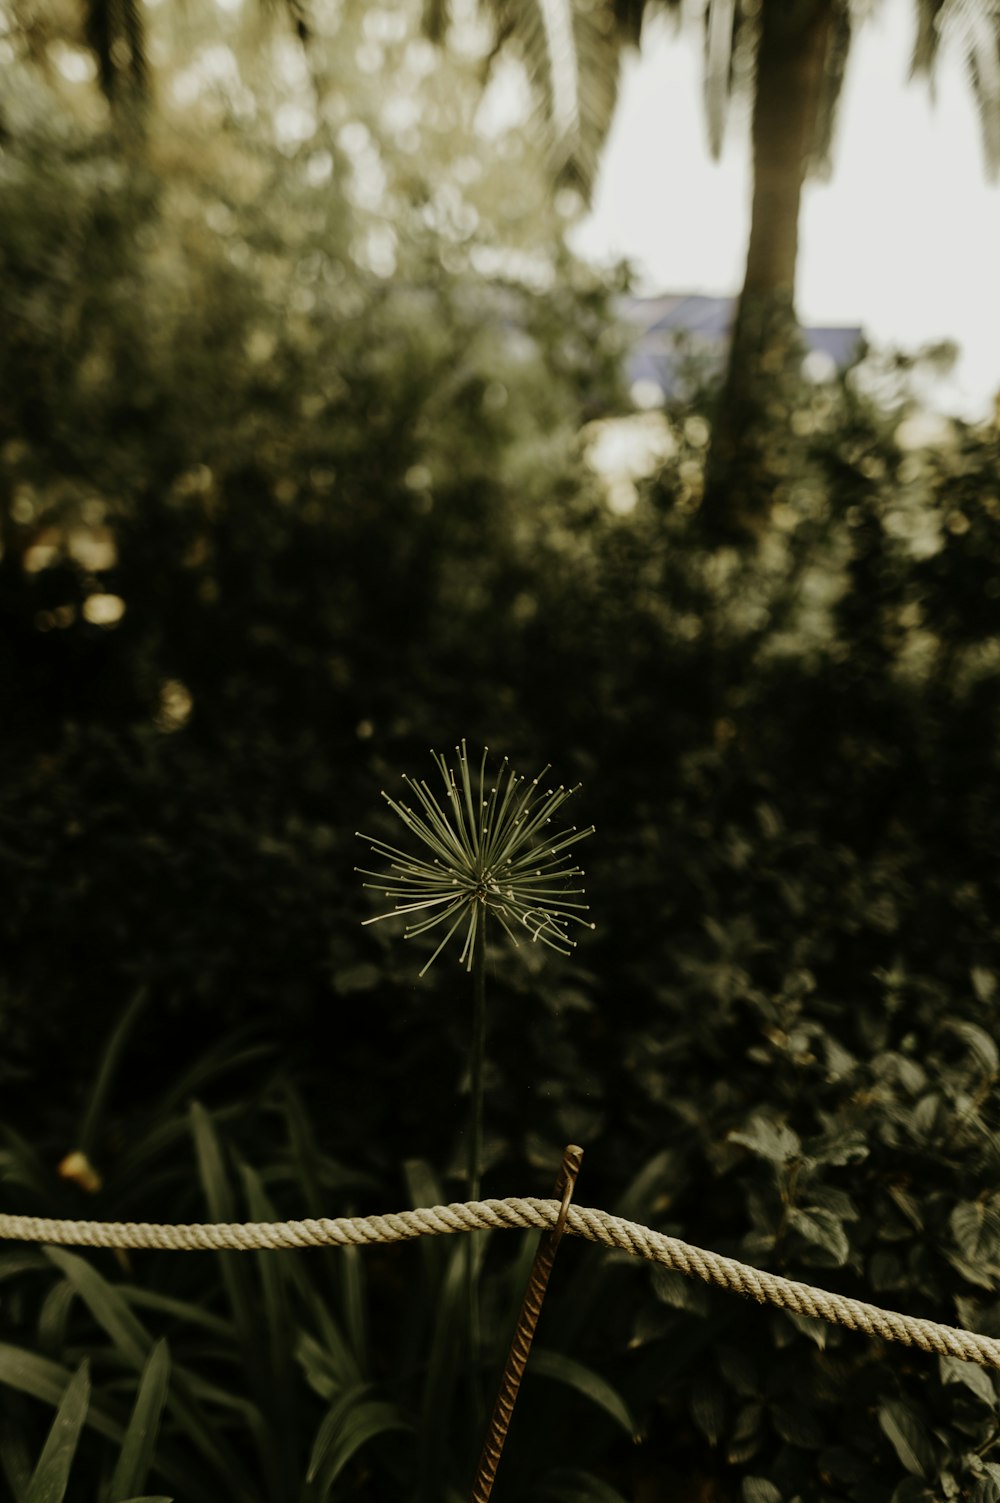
xmin=702 ymin=0 xmax=837 ymax=540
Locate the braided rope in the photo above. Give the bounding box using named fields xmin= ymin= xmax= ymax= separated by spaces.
xmin=2 ymin=1197 xmax=996 ymax=1370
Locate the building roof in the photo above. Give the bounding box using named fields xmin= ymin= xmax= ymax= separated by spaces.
xmin=617 ymin=292 xmax=863 ymax=398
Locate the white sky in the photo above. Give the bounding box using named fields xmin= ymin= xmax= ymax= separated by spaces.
xmin=570 ymin=0 xmax=1000 ymax=418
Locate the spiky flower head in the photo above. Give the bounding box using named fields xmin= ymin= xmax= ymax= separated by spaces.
xmin=356 ymin=742 xmax=594 ymax=975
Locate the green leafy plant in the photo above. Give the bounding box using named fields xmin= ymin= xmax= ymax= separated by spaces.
xmin=1 ymin=987 xmax=645 ymax=1503
xmin=0 ymin=1346 xmax=171 ymax=1503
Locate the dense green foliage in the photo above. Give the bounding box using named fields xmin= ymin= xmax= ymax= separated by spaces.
xmin=4 ymin=12 xmax=1000 ymax=1500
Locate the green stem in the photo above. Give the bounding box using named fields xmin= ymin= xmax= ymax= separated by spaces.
xmin=467 ymin=910 xmax=487 ymax=1419
xmin=469 ymin=913 xmax=487 ymax=1205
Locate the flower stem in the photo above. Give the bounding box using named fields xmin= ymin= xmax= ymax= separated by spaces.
xmin=469 ymin=912 xmax=487 ymax=1205
xmin=467 ymin=910 xmax=487 ymax=1418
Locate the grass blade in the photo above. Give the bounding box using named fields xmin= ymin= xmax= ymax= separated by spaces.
xmin=0 ymin=1418 xmax=33 ymax=1502
xmin=108 ymin=1338 xmax=170 ymax=1502
xmin=40 ymin=1252 xmax=258 ymax=1501
xmin=307 ymin=1386 xmax=410 ymax=1497
xmin=43 ymin=1248 xmax=149 ymax=1369
xmin=0 ymin=1343 xmax=222 ymax=1503
xmin=77 ymin=988 xmax=149 ymax=1160
xmin=339 ymin=1240 xmax=369 ymax=1372
xmin=239 ymin=1159 xmax=299 ymax=1492
xmin=527 ymin=1349 xmax=640 ymax=1440
xmin=118 ymin=1286 xmax=234 ymax=1341
xmin=532 ymin=1466 xmax=631 ymax=1502
xmin=548 ymin=1148 xmax=676 ymax=1349
xmin=25 ymin=1359 xmax=90 ymax=1503
xmin=416 ymin=1239 xmax=468 ymax=1503
xmin=0 ymin=1345 xmax=118 ymax=1441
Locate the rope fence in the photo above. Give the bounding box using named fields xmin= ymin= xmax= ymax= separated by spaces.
xmin=3 ymin=1196 xmax=999 ymax=1372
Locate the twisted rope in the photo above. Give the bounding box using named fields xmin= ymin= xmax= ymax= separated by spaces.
xmin=2 ymin=1198 xmax=996 ymax=1370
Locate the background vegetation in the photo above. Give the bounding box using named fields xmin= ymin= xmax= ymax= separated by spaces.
xmin=2 ymin=1 xmax=1000 ymax=1500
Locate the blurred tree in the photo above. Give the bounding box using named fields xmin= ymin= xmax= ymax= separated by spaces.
xmin=432 ymin=0 xmax=1000 ymax=535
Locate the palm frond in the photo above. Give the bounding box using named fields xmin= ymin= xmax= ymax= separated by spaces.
xmin=704 ymin=0 xmax=736 ymax=156
xmin=937 ymin=0 xmax=1000 ymax=178
xmin=257 ymin=0 xmax=311 ymax=46
xmin=423 ymin=0 xmax=452 ymax=44
xmin=809 ymin=0 xmax=852 ymax=178
xmin=698 ymin=0 xmax=763 ymax=160
xmin=611 ymin=0 xmax=658 ymax=45
xmin=909 ymin=0 xmax=950 ymax=81
xmin=469 ymin=0 xmax=634 ymax=197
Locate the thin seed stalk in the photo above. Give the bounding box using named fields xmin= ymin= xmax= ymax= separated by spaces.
xmin=469 ymin=913 xmax=487 ymax=1206
xmin=467 ymin=910 xmax=488 ymax=1418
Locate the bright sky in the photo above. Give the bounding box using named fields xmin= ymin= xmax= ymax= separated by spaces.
xmin=570 ymin=0 xmax=1000 ymax=418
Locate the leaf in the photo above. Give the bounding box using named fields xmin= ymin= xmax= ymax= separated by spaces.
xmin=189 ymin=1102 xmax=237 ymax=1220
xmin=818 ymin=1446 xmax=870 ymax=1484
xmin=44 ymin=1249 xmax=256 ymax=1500
xmin=729 ymin=1116 xmax=800 ymax=1165
xmin=239 ymin=1160 xmax=294 ymax=1389
xmin=77 ymin=986 xmax=149 ymax=1159
xmin=37 ymin=1282 xmax=75 ymax=1351
xmin=878 ymin=1398 xmax=934 ymax=1478
xmin=155 ymin=1036 xmax=272 ymax=1124
xmin=771 ymin=1398 xmax=823 ymax=1448
xmin=119 ymin=1287 xmax=233 ymax=1341
xmin=716 ymin=1346 xmax=757 ymax=1395
xmin=331 ymin=963 xmax=379 ymax=995
xmin=0 ymin=1252 xmax=49 ymax=1283
xmin=870 ymin=1251 xmax=904 ymax=1292
xmin=25 ymin=1360 xmax=90 ymax=1503
xmin=938 ymin=1353 xmax=995 ymax=1405
xmin=108 ymin=1339 xmax=170 ymax=1502
xmin=547 ymin=1147 xmax=677 ymax=1348
xmin=0 ymin=1419 xmax=32 ymax=1502
xmin=691 ymin=1379 xmax=726 ymax=1445
xmin=951 ymin=1198 xmax=1000 ymax=1262
xmin=787 ymin=1207 xmax=850 ymax=1264
xmin=943 ymin=1250 xmax=1000 ymax=1292
xmin=886 ymin=1053 xmax=926 ymax=1097
xmin=528 ymin=1348 xmax=640 ymax=1439
xmin=887 ymin=1184 xmax=923 ymax=1230
xmin=189 ymin=1105 xmax=261 ymax=1399
xmin=295 ymin=1329 xmax=360 ymax=1404
xmin=910 ymin=1094 xmax=945 ymax=1141
xmin=306 ymin=1386 xmax=409 ymax=1496
xmin=532 ymin=1467 xmax=631 ymax=1502
xmin=0 ymin=1345 xmax=123 ymax=1445
xmin=972 ymin=968 xmax=998 ymax=1004
xmin=742 ymin=1481 xmax=782 ymax=1503
xmin=416 ymin=1239 xmax=468 ymax=1499
xmin=339 ymin=1241 xmax=369 ymax=1372
xmin=483 ymin=0 xmax=628 ymax=194
xmin=890 ymin=1481 xmax=938 ymax=1503
xmin=784 ymin=1310 xmax=828 ymax=1348
xmin=726 ymin=1400 xmax=763 ymax=1465
xmin=651 ymin=1265 xmax=709 ymax=1315
xmin=43 ymin=1248 xmax=150 ymax=1369
xmin=948 ymin=1020 xmax=999 ymax=1075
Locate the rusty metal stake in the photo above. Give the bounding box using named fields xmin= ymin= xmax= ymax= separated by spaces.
xmin=469 ymin=1143 xmax=584 ymax=1503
